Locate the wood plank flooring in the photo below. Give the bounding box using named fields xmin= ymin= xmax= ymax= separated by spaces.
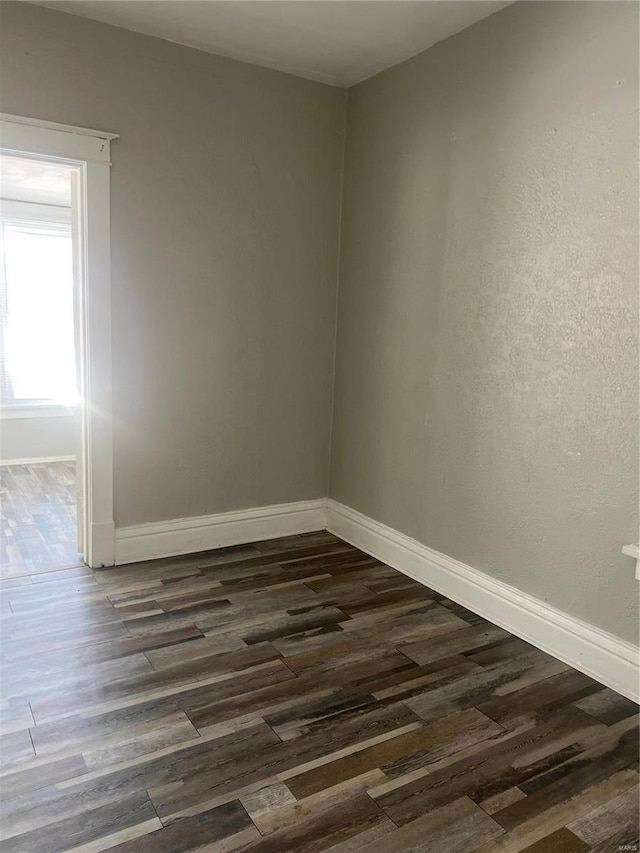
xmin=0 ymin=461 xmax=82 ymax=578
xmin=0 ymin=531 xmax=637 ymax=852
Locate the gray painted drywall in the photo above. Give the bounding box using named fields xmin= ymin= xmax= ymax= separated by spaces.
xmin=1 ymin=1 xmax=636 ymax=644
xmin=0 ymin=416 xmax=76 ymax=461
xmin=0 ymin=2 xmax=345 ymax=527
xmin=330 ymin=0 xmax=639 ymax=643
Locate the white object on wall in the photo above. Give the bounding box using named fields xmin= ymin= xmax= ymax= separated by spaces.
xmin=622 ymin=544 xmax=640 ymax=581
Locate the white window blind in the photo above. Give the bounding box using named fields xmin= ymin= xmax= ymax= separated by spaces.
xmin=0 ymin=207 xmax=77 ymax=408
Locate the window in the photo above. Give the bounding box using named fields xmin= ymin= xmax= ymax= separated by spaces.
xmin=0 ymin=204 xmax=78 ymax=413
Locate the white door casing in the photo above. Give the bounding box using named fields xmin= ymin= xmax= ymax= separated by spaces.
xmin=0 ymin=113 xmax=118 ymax=567
xmin=70 ymin=168 xmax=84 ymax=555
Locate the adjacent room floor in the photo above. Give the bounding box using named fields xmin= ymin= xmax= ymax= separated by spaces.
xmin=0 ymin=531 xmax=637 ymax=852
xmin=0 ymin=461 xmax=82 ymax=579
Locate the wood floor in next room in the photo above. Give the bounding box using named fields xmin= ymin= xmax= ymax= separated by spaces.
xmin=0 ymin=461 xmax=82 ymax=578
xmin=0 ymin=532 xmax=637 ymax=853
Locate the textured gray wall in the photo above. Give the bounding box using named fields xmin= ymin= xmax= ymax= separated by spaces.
xmin=330 ymin=1 xmax=639 ymax=642
xmin=0 ymin=2 xmax=345 ymax=527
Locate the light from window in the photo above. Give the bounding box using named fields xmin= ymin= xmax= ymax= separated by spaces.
xmin=1 ymin=221 xmax=78 ymax=405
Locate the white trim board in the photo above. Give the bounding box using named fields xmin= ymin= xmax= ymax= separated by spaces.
xmin=115 ymin=499 xmax=328 ymax=565
xmin=0 ymin=404 xmax=76 ymax=420
xmin=326 ymin=500 xmax=639 ymax=703
xmin=0 ymin=455 xmax=76 ymax=466
xmin=0 ymin=113 xmax=118 ymax=164
xmin=0 ymin=113 xmax=118 ymax=140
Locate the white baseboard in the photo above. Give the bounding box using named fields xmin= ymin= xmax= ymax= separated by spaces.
xmin=0 ymin=455 xmax=76 ymax=466
xmin=326 ymin=499 xmax=639 ymax=703
xmin=113 ymin=494 xmax=638 ymax=701
xmin=115 ymin=499 xmax=328 ymax=565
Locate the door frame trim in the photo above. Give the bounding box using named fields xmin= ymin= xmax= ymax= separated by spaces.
xmin=0 ymin=113 xmax=118 ymax=566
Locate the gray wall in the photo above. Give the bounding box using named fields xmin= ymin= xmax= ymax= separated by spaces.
xmin=1 ymin=2 xmax=636 ymax=643
xmin=0 ymin=2 xmax=345 ymax=527
xmin=0 ymin=416 xmax=76 ymax=462
xmin=330 ymin=1 xmax=639 ymax=643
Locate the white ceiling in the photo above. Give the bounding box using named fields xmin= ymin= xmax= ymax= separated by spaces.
xmin=37 ymin=1 xmax=514 ymax=87
xmin=0 ymin=155 xmax=72 ymax=206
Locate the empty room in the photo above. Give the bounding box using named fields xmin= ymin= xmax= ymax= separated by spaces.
xmin=0 ymin=1 xmax=637 ymax=851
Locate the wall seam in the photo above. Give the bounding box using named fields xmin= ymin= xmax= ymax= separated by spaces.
xmin=325 ymin=87 xmax=349 ymax=498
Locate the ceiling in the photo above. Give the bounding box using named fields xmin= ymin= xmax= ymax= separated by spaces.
xmin=0 ymin=155 xmax=72 ymax=206
xmin=37 ymin=1 xmax=514 ymax=87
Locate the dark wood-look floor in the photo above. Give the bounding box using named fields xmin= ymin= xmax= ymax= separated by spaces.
xmin=0 ymin=531 xmax=637 ymax=853
xmin=0 ymin=461 xmax=82 ymax=578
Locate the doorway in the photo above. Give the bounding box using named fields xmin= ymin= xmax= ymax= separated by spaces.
xmin=0 ymin=113 xmax=117 ymax=571
xmin=0 ymin=154 xmax=83 ymax=576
